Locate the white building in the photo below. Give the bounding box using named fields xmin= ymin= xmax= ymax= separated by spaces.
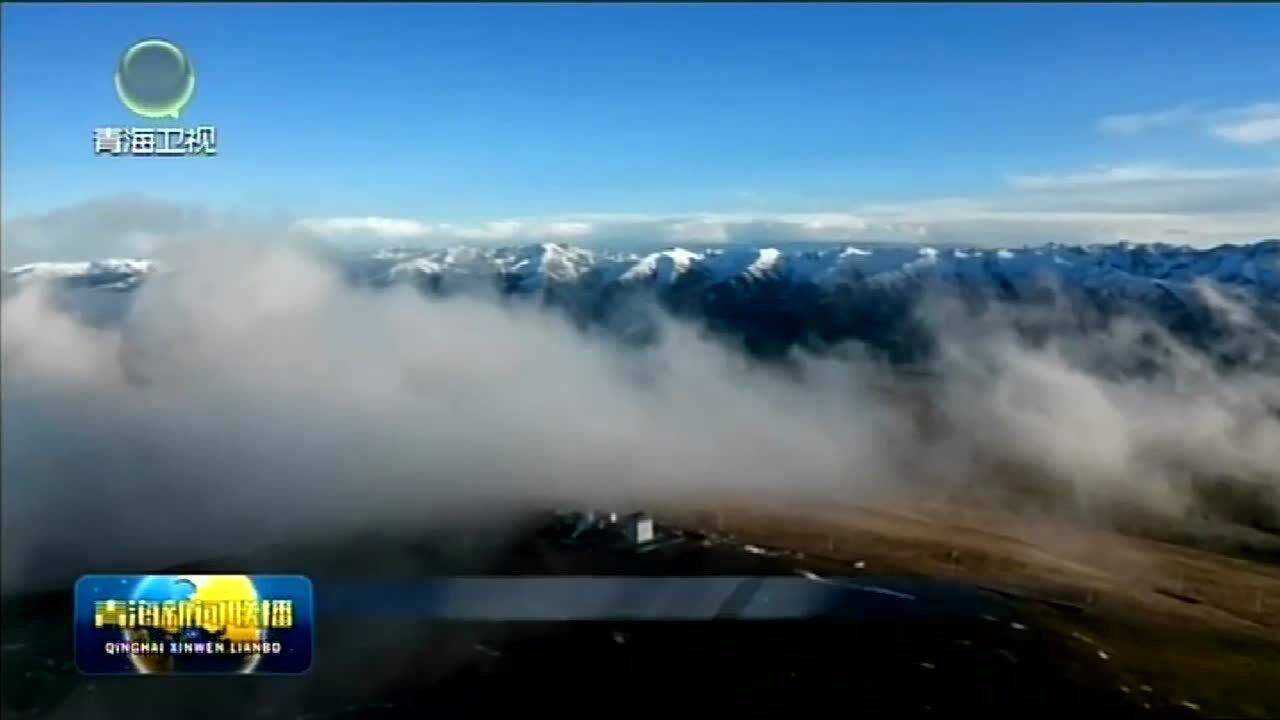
xmin=623 ymin=513 xmax=654 ymax=544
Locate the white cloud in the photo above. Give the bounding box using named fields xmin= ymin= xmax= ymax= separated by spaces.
xmin=4 ymin=240 xmax=1278 ymax=589
xmin=1210 ymin=102 xmax=1280 ymax=145
xmin=290 ymin=217 xmax=599 ymax=245
xmin=668 ymin=219 xmax=730 ymax=243
xmin=1097 ymin=105 xmax=1197 ymax=135
xmin=285 ymin=171 xmax=1280 ymax=249
xmin=293 ymin=216 xmax=435 ymax=239
xmin=1097 ymin=100 xmax=1280 ymax=146
xmin=5 ymin=160 xmax=1278 ymax=266
xmin=543 ymin=221 xmax=595 ymax=239
xmin=1008 ymin=164 xmax=1276 ymax=190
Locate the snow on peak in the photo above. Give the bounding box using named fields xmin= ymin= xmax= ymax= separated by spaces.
xmin=7 ymin=258 xmax=156 ymax=281
xmin=621 ymin=247 xmax=705 ymax=283
xmin=390 ymin=257 xmax=445 ymax=277
xmin=8 ymin=241 xmax=1279 ymax=301
xmin=537 ymin=243 xmax=595 ymax=282
xmin=745 ymin=248 xmax=782 ymax=279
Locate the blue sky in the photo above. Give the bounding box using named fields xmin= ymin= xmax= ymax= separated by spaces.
xmin=2 ymin=3 xmax=1279 ymax=256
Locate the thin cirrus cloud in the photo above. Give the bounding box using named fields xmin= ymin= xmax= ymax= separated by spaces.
xmin=292 ymin=209 xmax=1277 ymax=249
xmin=1098 ymin=100 xmax=1280 ymax=145
xmin=291 ymin=217 xmax=594 ymax=244
xmin=289 ymin=165 xmax=1280 ymax=248
xmin=1209 ymin=103 xmax=1280 ymax=145
xmin=3 ymin=161 xmax=1278 ymax=267
xmin=1007 ymin=164 xmax=1280 ymax=190
xmin=1096 ymin=105 xmax=1199 ymax=135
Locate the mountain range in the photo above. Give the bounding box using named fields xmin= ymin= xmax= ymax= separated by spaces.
xmin=7 ymin=241 xmax=1279 ymax=366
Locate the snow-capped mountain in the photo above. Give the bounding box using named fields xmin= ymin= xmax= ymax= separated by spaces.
xmin=9 ymin=242 xmax=1277 ymax=297
xmin=4 ymin=258 xmax=157 ymax=291
xmin=7 ymin=241 xmax=1278 ymax=364
xmin=359 ymin=240 xmax=1280 ymax=299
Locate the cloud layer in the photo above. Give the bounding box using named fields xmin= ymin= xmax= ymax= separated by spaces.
xmin=1098 ymin=100 xmax=1280 ymax=146
xmin=1210 ymin=103 xmax=1280 ymax=146
xmin=1097 ymin=105 xmax=1199 ymax=135
xmin=287 ymin=171 xmax=1280 ymax=248
xmin=4 ymin=238 xmax=1278 ymax=592
xmin=12 ymin=191 xmax=1270 ymax=269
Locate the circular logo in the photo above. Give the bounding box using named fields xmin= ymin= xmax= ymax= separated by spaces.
xmin=123 ymin=575 xmax=266 ymax=674
xmin=115 ymin=38 xmax=195 ymax=119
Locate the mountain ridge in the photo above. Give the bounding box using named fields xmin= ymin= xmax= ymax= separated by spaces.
xmin=7 ymin=241 xmax=1278 ymax=366
xmin=8 ymin=240 xmax=1278 ymax=295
